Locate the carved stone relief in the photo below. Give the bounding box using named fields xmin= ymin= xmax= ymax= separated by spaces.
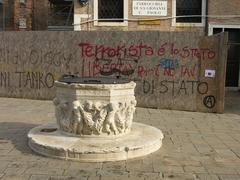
xmin=53 ymin=98 xmax=137 ymax=136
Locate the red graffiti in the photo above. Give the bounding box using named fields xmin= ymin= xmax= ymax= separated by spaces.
xmin=78 ymin=42 xmax=154 ymax=59
xmin=137 ymin=65 xmax=160 ymax=78
xmin=170 ymin=44 xmax=215 ymax=60
xmin=78 ymin=42 xmax=216 ymax=61
xmin=181 ymin=65 xmax=196 ymax=77
xmin=81 ymin=61 xmax=135 ymax=77
xmin=163 ymin=68 xmax=175 ymax=77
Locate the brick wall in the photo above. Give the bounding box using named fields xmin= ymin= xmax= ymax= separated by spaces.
xmin=13 ymin=0 xmax=33 ymax=30
xmin=3 ymin=0 xmax=240 ymax=32
xmin=74 ymin=0 xmax=205 ymax=34
xmin=75 ymin=0 xmax=240 ymax=33
xmin=208 ymin=0 xmax=240 ymax=25
xmin=32 ymin=0 xmax=48 ymax=30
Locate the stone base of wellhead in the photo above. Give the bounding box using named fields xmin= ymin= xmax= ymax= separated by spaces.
xmin=28 ymin=122 xmax=164 ymax=162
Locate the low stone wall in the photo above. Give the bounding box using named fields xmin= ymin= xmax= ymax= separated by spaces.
xmin=0 ymin=31 xmax=228 ymax=113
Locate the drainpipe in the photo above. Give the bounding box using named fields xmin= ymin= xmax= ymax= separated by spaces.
xmin=205 ymin=0 xmax=209 ymax=36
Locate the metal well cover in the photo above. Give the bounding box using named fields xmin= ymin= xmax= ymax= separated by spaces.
xmin=58 ymin=75 xmax=130 ymax=84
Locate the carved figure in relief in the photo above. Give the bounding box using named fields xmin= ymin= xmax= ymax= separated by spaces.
xmin=115 ymin=102 xmax=126 ymax=133
xmin=53 ymin=97 xmax=71 ymax=132
xmin=71 ymin=100 xmax=82 ymax=134
xmin=92 ymin=102 xmax=108 ymax=134
xmin=54 ymin=97 xmax=136 ymax=136
xmin=104 ymin=103 xmax=118 ymax=135
xmin=125 ymin=100 xmax=137 ymax=131
xmin=78 ymin=101 xmax=95 ymax=135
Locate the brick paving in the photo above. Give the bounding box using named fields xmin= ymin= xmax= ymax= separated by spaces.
xmin=0 ymin=91 xmax=240 ymax=180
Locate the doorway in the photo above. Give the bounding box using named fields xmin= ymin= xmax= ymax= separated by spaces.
xmin=209 ymin=25 xmax=240 ymax=87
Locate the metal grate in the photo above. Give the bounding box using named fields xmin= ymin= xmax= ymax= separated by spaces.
xmin=58 ymin=75 xmax=130 ymax=84
xmin=176 ymin=0 xmax=202 ymax=23
xmin=48 ymin=0 xmax=73 ymax=28
xmin=98 ymin=0 xmax=124 ymax=22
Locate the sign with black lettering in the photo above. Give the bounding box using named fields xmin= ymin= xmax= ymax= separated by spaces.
xmin=19 ymin=18 xmax=27 ymax=29
xmin=132 ymin=0 xmax=167 ymax=16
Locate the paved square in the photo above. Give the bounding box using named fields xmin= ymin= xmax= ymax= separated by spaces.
xmin=0 ymin=91 xmax=239 ymax=180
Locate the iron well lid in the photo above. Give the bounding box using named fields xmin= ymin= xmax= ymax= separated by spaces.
xmin=58 ymin=75 xmax=131 ymax=84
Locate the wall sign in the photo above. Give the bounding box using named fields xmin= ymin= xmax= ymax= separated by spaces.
xmin=205 ymin=69 xmax=216 ymax=78
xmin=19 ymin=18 xmax=27 ymax=29
xmin=132 ymin=0 xmax=167 ymax=16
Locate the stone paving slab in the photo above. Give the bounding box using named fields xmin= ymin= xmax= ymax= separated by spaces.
xmin=0 ymin=92 xmax=239 ymax=180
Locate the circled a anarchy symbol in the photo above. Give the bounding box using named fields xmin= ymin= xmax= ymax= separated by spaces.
xmin=203 ymin=95 xmax=216 ymax=109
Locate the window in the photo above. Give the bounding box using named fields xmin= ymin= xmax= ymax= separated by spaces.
xmin=172 ymin=0 xmax=206 ymax=27
xmin=177 ymin=0 xmax=202 ymax=23
xmin=0 ymin=0 xmax=14 ymax=31
xmin=48 ymin=0 xmax=74 ymax=30
xmin=98 ymin=0 xmax=123 ymax=22
xmin=94 ymin=0 xmax=128 ymax=26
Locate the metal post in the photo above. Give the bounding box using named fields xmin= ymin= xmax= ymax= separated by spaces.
xmin=66 ymin=1 xmax=73 ymax=26
xmin=205 ymin=0 xmax=209 ymax=36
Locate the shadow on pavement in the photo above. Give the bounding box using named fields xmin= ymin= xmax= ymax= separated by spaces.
xmin=225 ymin=90 xmax=240 ymax=115
xmin=0 ymin=122 xmax=38 ymax=155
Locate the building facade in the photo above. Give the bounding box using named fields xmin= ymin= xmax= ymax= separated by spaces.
xmin=0 ymin=0 xmax=72 ymax=31
xmin=0 ymin=0 xmax=240 ymax=88
xmin=74 ymin=0 xmax=206 ymax=34
xmin=207 ymin=0 xmax=240 ymax=87
xmin=74 ymin=0 xmax=240 ymax=88
xmin=0 ymin=0 xmax=14 ymax=30
xmin=1 ymin=0 xmax=33 ymax=30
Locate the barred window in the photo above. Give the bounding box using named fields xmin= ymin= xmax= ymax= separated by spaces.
xmin=98 ymin=0 xmax=124 ymax=22
xmin=48 ymin=0 xmax=73 ymax=29
xmin=176 ymin=0 xmax=202 ymax=23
